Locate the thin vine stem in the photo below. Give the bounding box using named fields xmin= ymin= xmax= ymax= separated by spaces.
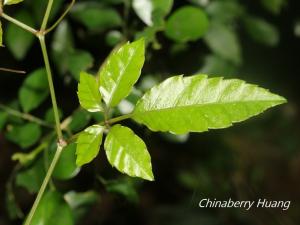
xmin=41 ymin=0 xmax=54 ymax=30
xmin=23 ymin=0 xmax=69 ymax=221
xmin=24 ymin=144 xmax=64 ymax=225
xmin=0 ymin=67 xmax=26 ymax=74
xmin=0 ymin=103 xmax=53 ymax=128
xmin=0 ymin=13 xmax=37 ymax=35
xmin=106 ymin=113 xmax=133 ymax=125
xmin=45 ymin=0 xmax=75 ymax=34
xmin=1 ymin=0 xmax=71 ymax=223
xmin=66 ymin=113 xmax=133 ymax=144
xmin=38 ymin=36 xmax=63 ymax=140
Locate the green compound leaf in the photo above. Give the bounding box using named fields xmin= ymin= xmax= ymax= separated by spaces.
xmin=76 ymin=125 xmax=104 ymax=166
xmin=18 ymin=68 xmax=49 ymax=113
xmin=132 ymin=75 xmax=286 ymax=134
xmin=30 ymin=191 xmax=74 ymax=225
xmin=104 ymin=125 xmax=154 ymax=181
xmin=165 ymin=6 xmax=209 ymax=43
xmin=4 ymin=0 xmax=23 ymax=5
xmin=78 ymin=71 xmax=102 ymax=112
xmin=99 ymin=39 xmax=145 ymax=108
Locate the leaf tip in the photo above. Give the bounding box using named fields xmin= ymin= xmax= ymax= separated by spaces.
xmin=271 ymin=93 xmax=287 ymax=106
xmin=145 ymin=173 xmax=155 ymax=181
xmin=279 ymin=96 xmax=288 ymax=104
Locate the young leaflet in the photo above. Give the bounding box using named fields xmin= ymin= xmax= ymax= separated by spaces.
xmin=76 ymin=39 xmax=286 ymax=181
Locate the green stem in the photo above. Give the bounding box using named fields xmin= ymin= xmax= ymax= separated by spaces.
xmin=12 ymin=142 xmax=48 ymax=165
xmin=1 ymin=1 xmax=71 ymax=224
xmin=0 ymin=103 xmax=53 ymax=128
xmin=66 ymin=113 xmax=133 ymax=144
xmin=24 ymin=13 xmax=66 ymax=224
xmin=38 ymin=36 xmax=63 ymax=140
xmin=41 ymin=0 xmax=54 ymax=30
xmin=24 ymin=144 xmax=64 ymax=225
xmin=45 ymin=0 xmax=75 ymax=34
xmin=103 ymin=105 xmax=110 ymax=124
xmin=106 ymin=113 xmax=133 ymax=125
xmin=1 ymin=13 xmax=37 ymax=35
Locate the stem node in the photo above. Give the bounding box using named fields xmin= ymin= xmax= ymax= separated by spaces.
xmin=58 ymin=138 xmax=67 ymax=148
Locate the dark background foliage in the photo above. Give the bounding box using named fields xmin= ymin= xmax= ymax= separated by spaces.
xmin=0 ymin=0 xmax=300 ymax=224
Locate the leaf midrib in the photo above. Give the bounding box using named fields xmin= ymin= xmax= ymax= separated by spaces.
xmin=133 ymin=99 xmax=285 ymax=115
xmin=85 ymin=79 xmax=101 ymax=109
xmin=107 ymin=132 xmax=151 ymax=179
xmin=107 ymin=49 xmax=137 ymax=106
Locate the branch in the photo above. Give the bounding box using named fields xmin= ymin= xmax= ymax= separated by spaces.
xmin=66 ymin=113 xmax=133 ymax=144
xmin=41 ymin=0 xmax=54 ymax=30
xmin=38 ymin=36 xmax=63 ymax=140
xmin=0 ymin=67 xmax=26 ymax=74
xmin=24 ymin=143 xmax=65 ymax=225
xmin=0 ymin=103 xmax=53 ymax=128
xmin=0 ymin=13 xmax=37 ymax=35
xmin=106 ymin=113 xmax=132 ymax=125
xmin=45 ymin=0 xmax=75 ymax=34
